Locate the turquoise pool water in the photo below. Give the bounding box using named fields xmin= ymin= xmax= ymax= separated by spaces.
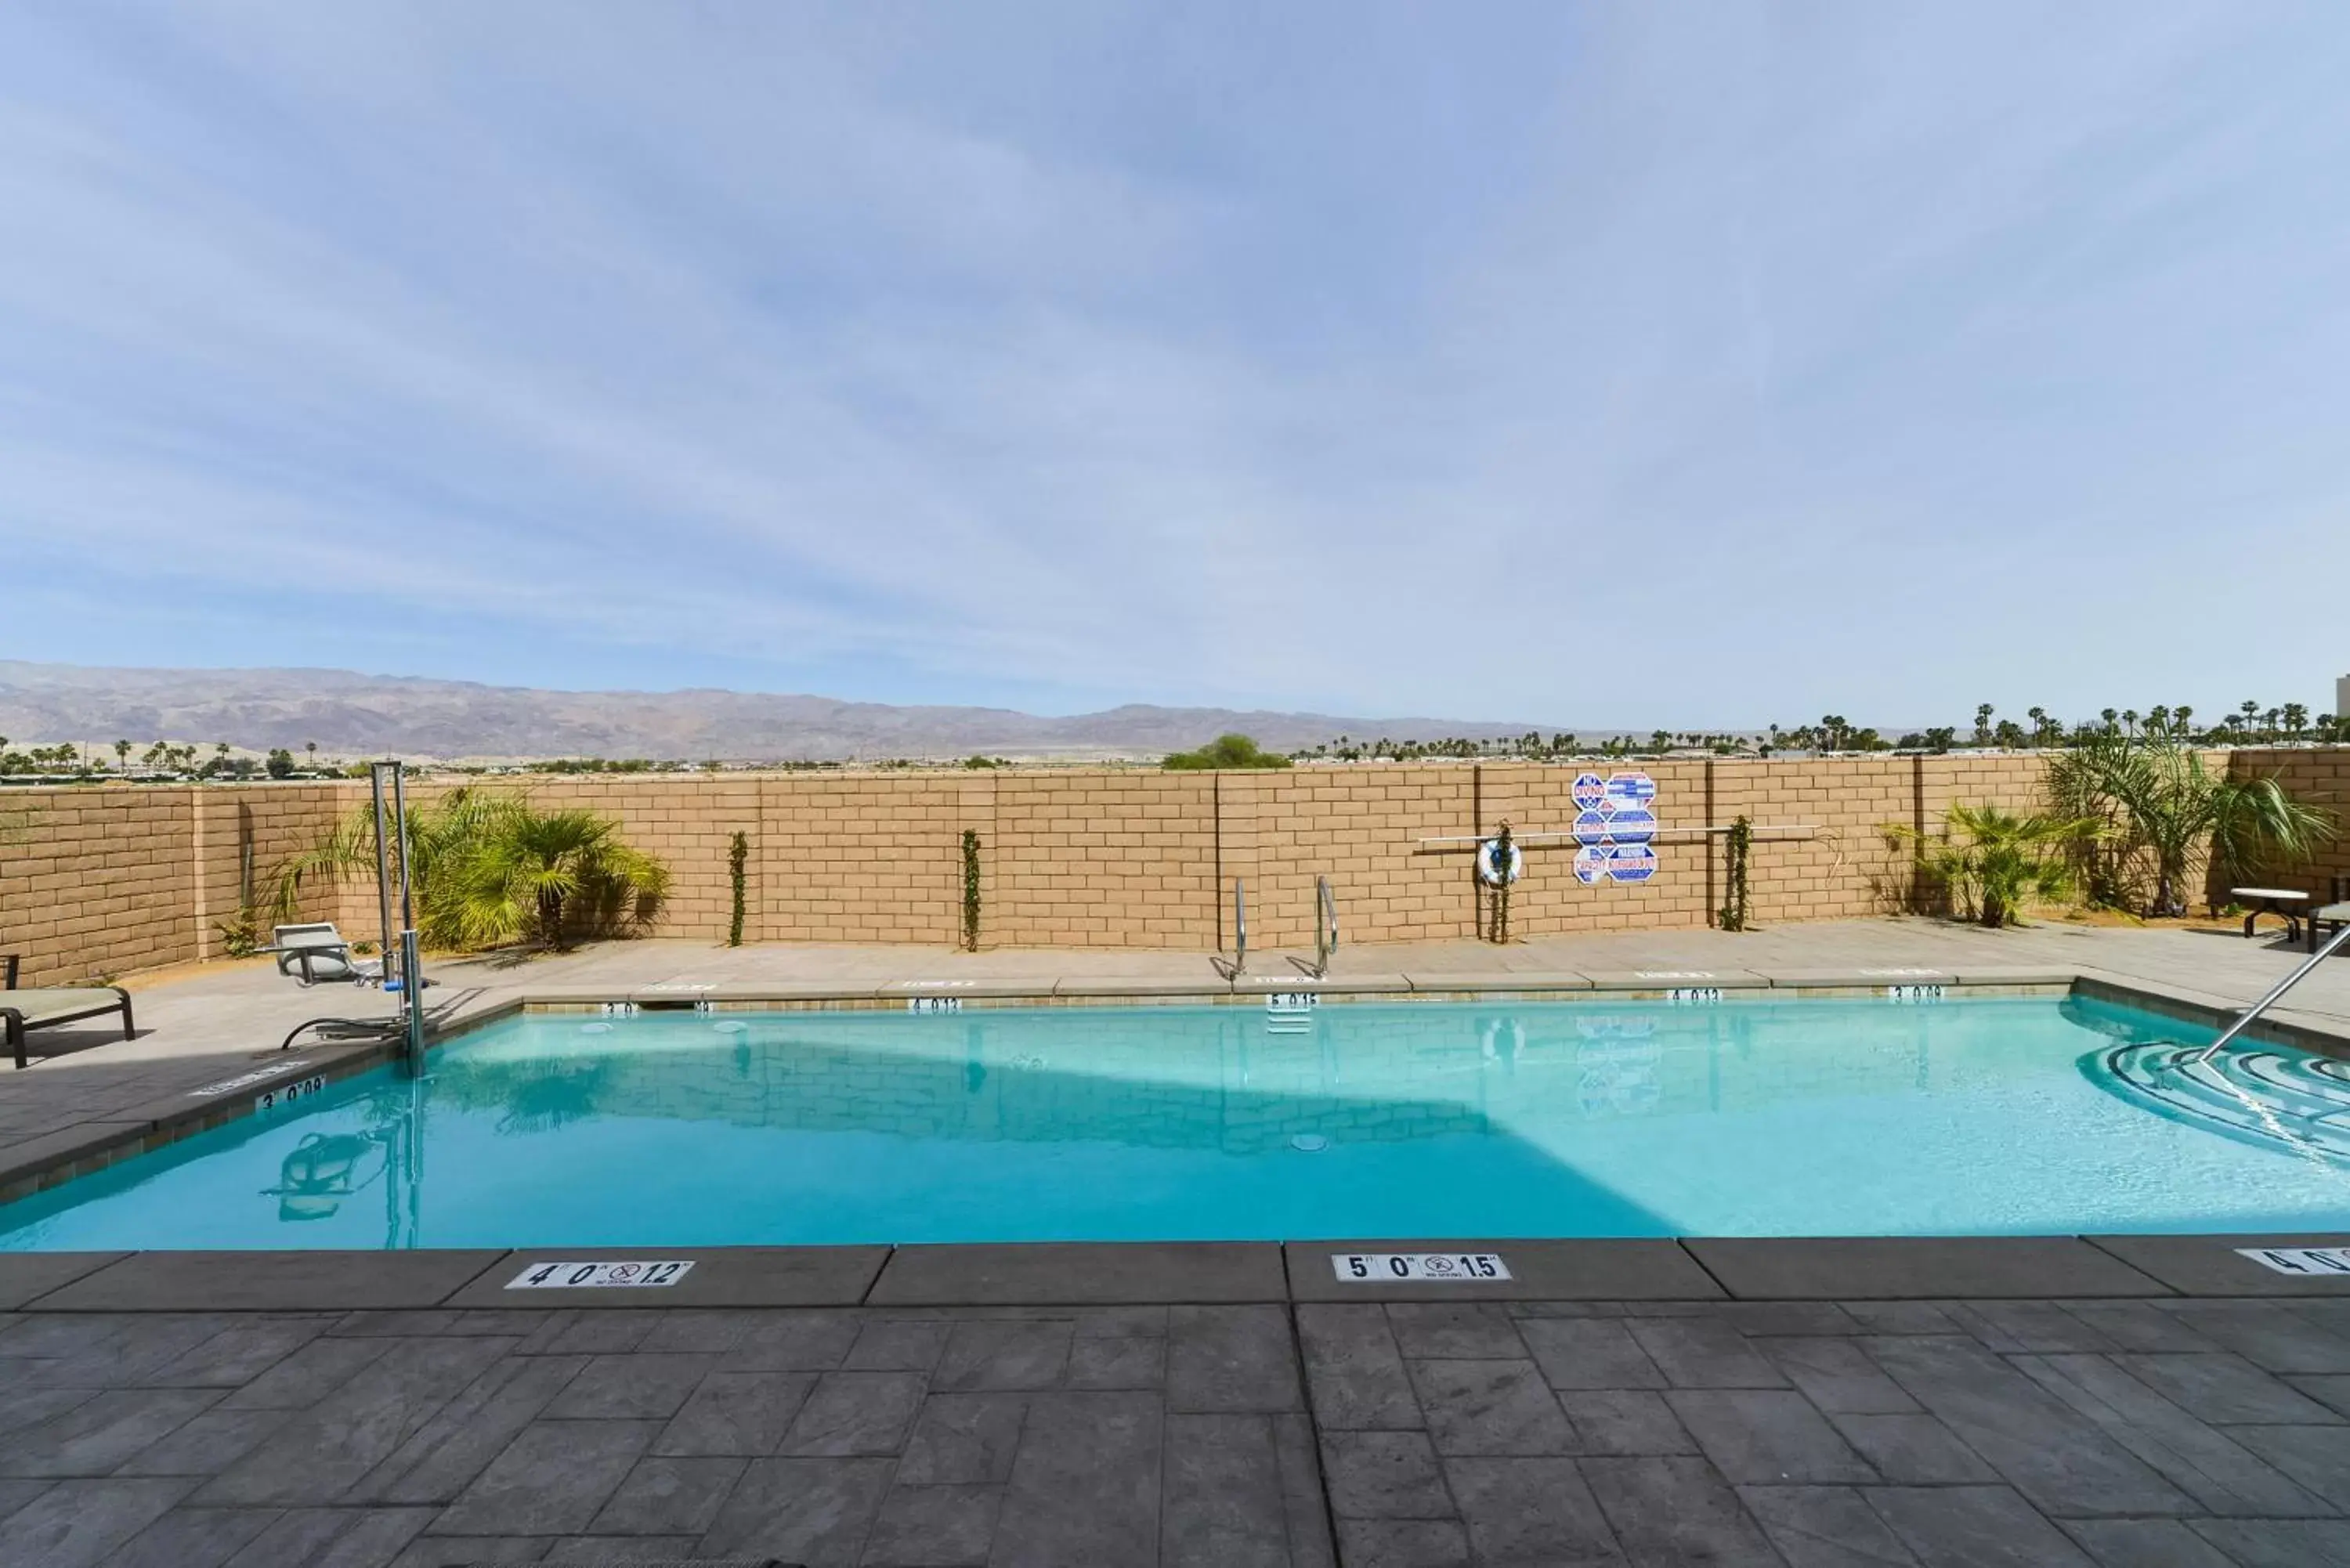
xmin=6 ymin=995 xmax=2350 ymax=1250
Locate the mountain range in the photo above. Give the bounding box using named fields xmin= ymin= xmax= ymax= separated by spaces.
xmin=0 ymin=661 xmax=1566 ymax=762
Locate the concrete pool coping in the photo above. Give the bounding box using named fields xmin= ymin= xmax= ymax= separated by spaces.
xmin=520 ymin=965 xmax=2092 ymax=1009
xmin=13 ymin=1234 xmax=2350 ymax=1313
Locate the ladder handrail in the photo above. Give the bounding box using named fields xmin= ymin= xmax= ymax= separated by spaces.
xmin=2189 ymin=919 xmax=2350 ymax=1064
xmin=1232 ymin=878 xmax=1248 ymax=974
xmin=1316 ymin=875 xmax=1339 ymax=976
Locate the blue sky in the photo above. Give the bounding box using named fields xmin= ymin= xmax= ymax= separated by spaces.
xmin=1 ymin=3 xmax=2345 ymax=728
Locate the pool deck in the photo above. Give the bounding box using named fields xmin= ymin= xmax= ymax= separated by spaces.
xmin=7 ymin=919 xmax=2350 ymax=1563
xmin=11 ymin=1243 xmax=2350 ymax=1563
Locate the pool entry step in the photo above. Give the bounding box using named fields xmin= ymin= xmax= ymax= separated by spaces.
xmin=2096 ymin=1040 xmax=2350 ymax=1164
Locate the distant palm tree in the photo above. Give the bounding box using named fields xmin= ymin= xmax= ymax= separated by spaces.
xmin=114 ymin=739 xmax=130 ymax=771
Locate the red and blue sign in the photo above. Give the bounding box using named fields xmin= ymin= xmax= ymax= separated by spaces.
xmin=1606 ymin=844 xmax=1658 ymax=883
xmin=1604 ymin=772 xmax=1657 ymax=810
xmin=1603 ymin=807 xmax=1656 ymax=844
xmin=1561 ymin=771 xmax=1661 ymax=885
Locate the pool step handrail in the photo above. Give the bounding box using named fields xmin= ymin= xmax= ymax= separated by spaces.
xmin=1296 ymin=876 xmax=1340 ymax=978
xmin=2187 ymin=919 xmax=2350 ymax=1066
xmin=1232 ymin=878 xmax=1248 ymax=975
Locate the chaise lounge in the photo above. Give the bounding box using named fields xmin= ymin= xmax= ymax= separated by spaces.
xmin=2 ymin=954 xmax=136 ymax=1069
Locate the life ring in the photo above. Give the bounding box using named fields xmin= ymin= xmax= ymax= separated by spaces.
xmin=1476 ymin=837 xmax=1524 ymax=886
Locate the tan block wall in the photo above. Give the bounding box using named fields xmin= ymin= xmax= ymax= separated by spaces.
xmin=0 ymin=788 xmax=196 ymax=983
xmin=0 ymin=784 xmax=346 ymax=984
xmin=2225 ymin=749 xmax=2350 ymax=902
xmin=5 ymin=749 xmax=2346 ymax=978
xmin=992 ymin=772 xmax=1217 ymax=948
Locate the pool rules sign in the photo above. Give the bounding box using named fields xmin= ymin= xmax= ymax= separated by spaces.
xmin=1571 ymin=771 xmax=1660 ymax=887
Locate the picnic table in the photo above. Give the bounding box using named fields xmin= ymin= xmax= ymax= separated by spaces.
xmin=2232 ymin=887 xmax=2310 ymax=941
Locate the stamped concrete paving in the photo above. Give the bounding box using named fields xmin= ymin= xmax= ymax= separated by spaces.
xmin=13 ymin=1295 xmax=2350 ymax=1564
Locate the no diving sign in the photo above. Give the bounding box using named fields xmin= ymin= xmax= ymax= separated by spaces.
xmin=2240 ymin=1247 xmax=2350 ymax=1277
xmin=507 ymin=1260 xmax=696 ymax=1290
xmin=1332 ymin=1252 xmax=1512 ymax=1282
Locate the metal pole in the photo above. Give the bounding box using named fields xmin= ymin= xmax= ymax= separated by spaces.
xmin=395 ymin=760 xmax=426 ymax=1072
xmin=1233 ymin=878 xmax=1247 ymax=974
xmin=391 ymin=761 xmax=414 ymax=934
xmin=369 ymin=764 xmax=395 ymax=997
xmin=400 ymin=927 xmax=425 ymax=1069
xmin=2189 ymin=920 xmax=2350 ymax=1064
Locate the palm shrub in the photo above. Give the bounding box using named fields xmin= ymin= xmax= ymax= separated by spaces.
xmin=274 ymin=787 xmax=501 ymax=932
xmin=450 ymin=804 xmax=669 ymax=950
xmin=276 ymin=789 xmax=669 ymax=952
xmin=2046 ymin=734 xmax=2335 ymax=916
xmin=1886 ymin=804 xmax=2101 ymax=927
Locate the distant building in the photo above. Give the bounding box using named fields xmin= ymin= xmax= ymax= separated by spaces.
xmin=2340 ymin=673 xmax=2349 ymax=723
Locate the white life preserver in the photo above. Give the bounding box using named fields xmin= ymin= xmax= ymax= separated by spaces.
xmin=1476 ymin=837 xmax=1524 ymax=887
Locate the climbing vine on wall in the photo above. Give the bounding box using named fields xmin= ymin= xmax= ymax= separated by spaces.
xmin=961 ymin=829 xmax=983 ymax=952
xmin=1719 ymin=815 xmax=1752 ymax=931
xmin=1488 ymin=821 xmax=1514 ymax=945
xmin=728 ymin=831 xmax=748 ymax=947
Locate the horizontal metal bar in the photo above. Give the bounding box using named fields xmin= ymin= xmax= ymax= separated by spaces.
xmin=1415 ymin=824 xmax=1818 ymax=851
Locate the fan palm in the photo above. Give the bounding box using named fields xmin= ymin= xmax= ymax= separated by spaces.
xmin=1888 ymin=804 xmax=2102 ymax=927
xmin=439 ymin=802 xmax=668 ymax=951
xmin=275 ymin=789 xmax=667 ymax=952
xmin=2047 ymin=733 xmax=2334 ymax=916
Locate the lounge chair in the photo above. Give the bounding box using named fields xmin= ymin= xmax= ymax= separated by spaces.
xmin=2313 ymin=876 xmax=2350 ymax=957
xmin=1 ymin=954 xmax=136 ymax=1070
xmin=268 ymin=923 xmax=378 ymax=986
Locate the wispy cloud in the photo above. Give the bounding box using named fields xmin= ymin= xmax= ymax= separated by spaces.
xmin=1 ymin=2 xmax=2345 ymax=725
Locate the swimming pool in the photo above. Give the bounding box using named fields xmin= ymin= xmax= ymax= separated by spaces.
xmin=6 ymin=993 xmax=2349 ymax=1250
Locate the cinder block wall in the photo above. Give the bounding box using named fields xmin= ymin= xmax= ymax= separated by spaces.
xmin=2 ymin=750 xmax=2345 ymax=981
xmin=0 ymin=785 xmax=349 ymax=983
xmin=2226 ymin=749 xmax=2350 ymax=902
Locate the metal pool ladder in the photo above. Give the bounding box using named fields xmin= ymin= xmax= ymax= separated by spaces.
xmin=1295 ymin=876 xmax=1340 ymax=978
xmin=2186 ymin=919 xmax=2350 ymax=1066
